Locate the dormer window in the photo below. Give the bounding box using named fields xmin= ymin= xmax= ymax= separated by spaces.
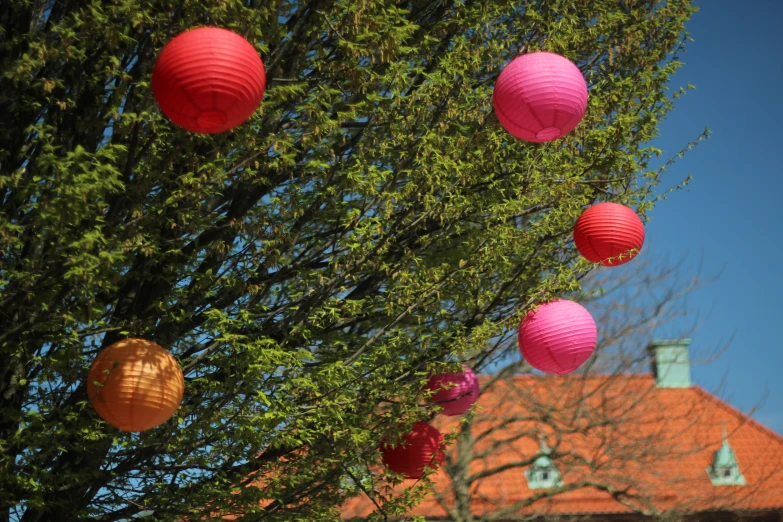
xmin=706 ymin=427 xmax=746 ymax=487
xmin=525 ymin=437 xmax=563 ymax=490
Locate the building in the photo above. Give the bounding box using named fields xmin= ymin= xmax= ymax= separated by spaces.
xmin=341 ymin=340 xmax=783 ymax=521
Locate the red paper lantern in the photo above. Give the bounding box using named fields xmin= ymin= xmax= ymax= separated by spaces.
xmin=88 ymin=338 xmax=184 ymax=432
xmin=381 ymin=421 xmax=445 ymax=479
xmin=493 ymin=52 xmax=588 ymax=142
xmin=152 ymin=27 xmax=266 ymax=134
xmin=518 ymin=300 xmax=597 ymax=374
xmin=426 ymin=365 xmax=480 ymax=416
xmin=574 ymin=202 xmax=645 ymax=266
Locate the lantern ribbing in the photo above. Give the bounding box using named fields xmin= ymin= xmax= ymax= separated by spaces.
xmin=426 ymin=365 xmax=480 ymax=416
xmin=88 ymin=339 xmax=184 ymax=432
xmin=518 ymin=300 xmax=597 ymax=374
xmin=380 ymin=421 xmax=445 ymax=479
xmin=493 ymin=52 xmax=588 ymax=142
xmin=152 ymin=27 xmax=266 ymax=134
xmin=574 ymin=202 xmax=646 ymax=266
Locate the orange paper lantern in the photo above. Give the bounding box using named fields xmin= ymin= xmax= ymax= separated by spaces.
xmin=88 ymin=338 xmax=184 ymax=432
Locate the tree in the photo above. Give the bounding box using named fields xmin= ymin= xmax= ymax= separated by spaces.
xmin=430 ymin=258 xmax=726 ymax=522
xmin=342 ymin=260 xmax=770 ymax=522
xmin=0 ymin=1 xmax=698 ymax=520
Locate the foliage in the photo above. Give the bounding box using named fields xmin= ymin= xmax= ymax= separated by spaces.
xmin=0 ymin=0 xmax=696 ymax=520
xmin=343 ymin=258 xmax=726 ymax=522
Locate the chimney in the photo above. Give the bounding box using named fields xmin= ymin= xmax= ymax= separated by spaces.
xmin=648 ymin=339 xmax=692 ymax=388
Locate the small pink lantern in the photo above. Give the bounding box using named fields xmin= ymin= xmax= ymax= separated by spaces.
xmin=425 ymin=365 xmax=480 ymax=416
xmin=518 ymin=299 xmax=597 ymax=374
xmin=493 ymin=52 xmax=588 ymax=142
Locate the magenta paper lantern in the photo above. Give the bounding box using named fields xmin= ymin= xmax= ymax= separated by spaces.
xmin=152 ymin=27 xmax=266 ymax=134
xmin=574 ymin=202 xmax=645 ymax=266
xmin=426 ymin=365 xmax=480 ymax=416
xmin=380 ymin=421 xmax=445 ymax=480
xmin=518 ymin=299 xmax=597 ymax=374
xmin=493 ymin=52 xmax=588 ymax=142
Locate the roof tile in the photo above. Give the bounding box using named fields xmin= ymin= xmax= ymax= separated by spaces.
xmin=341 ymin=375 xmax=783 ymax=519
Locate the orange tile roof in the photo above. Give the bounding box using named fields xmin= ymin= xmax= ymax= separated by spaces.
xmin=341 ymin=375 xmax=783 ymax=520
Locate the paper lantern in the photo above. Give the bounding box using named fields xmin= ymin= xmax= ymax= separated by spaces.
xmin=381 ymin=421 xmax=445 ymax=479
xmin=518 ymin=300 xmax=597 ymax=374
xmin=493 ymin=52 xmax=588 ymax=142
xmin=426 ymin=365 xmax=480 ymax=416
xmin=574 ymin=202 xmax=645 ymax=266
xmin=88 ymin=338 xmax=184 ymax=432
xmin=152 ymin=27 xmax=266 ymax=134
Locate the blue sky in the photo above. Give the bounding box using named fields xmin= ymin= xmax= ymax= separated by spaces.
xmin=646 ymin=1 xmax=783 ymax=433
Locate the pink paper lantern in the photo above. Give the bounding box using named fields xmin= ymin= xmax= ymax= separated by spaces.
xmin=574 ymin=202 xmax=645 ymax=266
xmin=518 ymin=299 xmax=597 ymax=374
xmin=380 ymin=421 xmax=445 ymax=480
xmin=426 ymin=365 xmax=480 ymax=416
xmin=152 ymin=27 xmax=266 ymax=134
xmin=493 ymin=52 xmax=588 ymax=142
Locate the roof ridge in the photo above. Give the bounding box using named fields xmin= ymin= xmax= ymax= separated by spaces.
xmin=691 ymin=385 xmax=783 ymax=446
xmin=487 ymin=373 xmax=656 ymax=381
